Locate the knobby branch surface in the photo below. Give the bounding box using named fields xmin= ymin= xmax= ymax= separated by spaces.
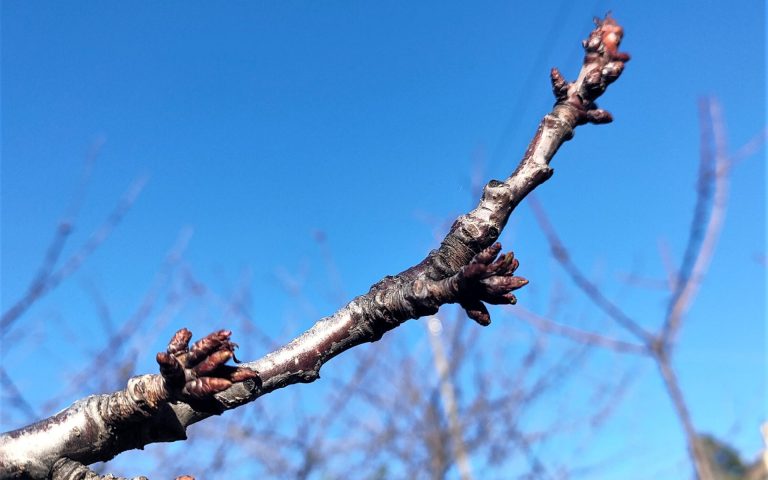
xmin=0 ymin=16 xmax=629 ymax=480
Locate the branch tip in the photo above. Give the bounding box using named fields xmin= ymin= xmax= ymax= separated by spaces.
xmin=552 ymin=14 xmax=629 ymax=126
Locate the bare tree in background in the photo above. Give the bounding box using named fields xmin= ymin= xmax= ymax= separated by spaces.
xmin=1 ymin=15 xmax=765 ymax=480
xmin=519 ymin=97 xmax=767 ymax=480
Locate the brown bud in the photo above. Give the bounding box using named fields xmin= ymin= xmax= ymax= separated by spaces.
xmin=193 ymin=349 xmax=233 ymax=376
xmin=187 ymin=332 xmax=228 ymax=365
xmin=183 ymin=377 xmax=232 ymax=398
xmin=550 ymin=67 xmax=569 ymax=100
xmin=167 ymin=328 xmax=193 ymax=356
xmin=461 ymin=300 xmax=491 ymax=326
xmin=157 ymin=352 xmax=185 ymax=387
xmin=472 ymin=242 xmax=501 ymax=265
xmin=602 ymin=61 xmax=625 ymax=84
xmin=229 ymin=366 xmax=261 ymax=383
xmin=586 ymin=109 xmax=613 ymax=124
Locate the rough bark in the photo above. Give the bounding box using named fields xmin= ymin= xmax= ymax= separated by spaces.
xmin=0 ymin=16 xmax=628 ymax=480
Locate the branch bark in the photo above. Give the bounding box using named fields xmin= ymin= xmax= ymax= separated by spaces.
xmin=0 ymin=16 xmax=629 ymax=479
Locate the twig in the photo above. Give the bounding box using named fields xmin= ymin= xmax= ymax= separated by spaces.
xmin=513 ymin=307 xmax=648 ymax=355
xmin=427 ymin=315 xmax=475 ymax=480
xmin=661 ymin=98 xmax=730 ymax=346
xmin=1 ymin=176 xmax=147 ymax=334
xmin=731 ymin=127 xmax=767 ymax=164
xmin=41 ymin=228 xmax=191 ymax=413
xmin=0 ymin=367 xmax=38 ymax=422
xmin=529 ymin=195 xmax=654 ymax=344
xmin=656 ymin=353 xmax=715 ymax=480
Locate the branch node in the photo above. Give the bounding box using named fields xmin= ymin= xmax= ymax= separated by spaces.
xmin=455 ymin=243 xmax=528 ymax=326
xmin=157 ymin=329 xmax=262 ymax=405
xmin=552 ymin=14 xmax=629 ymax=127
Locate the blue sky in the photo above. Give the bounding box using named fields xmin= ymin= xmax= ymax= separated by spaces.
xmin=2 ymin=1 xmax=765 ymax=477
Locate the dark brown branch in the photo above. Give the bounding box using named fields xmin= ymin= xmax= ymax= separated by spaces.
xmin=244 ymin=242 xmax=527 ymax=393
xmin=0 ymin=16 xmax=629 ymax=479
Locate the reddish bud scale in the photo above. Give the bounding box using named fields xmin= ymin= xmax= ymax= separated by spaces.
xmin=456 ymin=243 xmax=529 ymax=326
xmin=552 ymin=14 xmax=629 ymax=126
xmin=156 ymin=328 xmax=261 ymax=402
xmin=167 ymin=328 xmax=193 ymax=356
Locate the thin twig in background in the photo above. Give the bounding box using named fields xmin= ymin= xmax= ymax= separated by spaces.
xmin=527 ymin=96 xmax=758 ymax=480
xmin=513 ymin=306 xmax=647 ymax=355
xmin=1 ymin=175 xmax=147 ymax=335
xmin=10 ymin=16 xmax=757 ymax=480
xmin=427 ymin=315 xmax=475 ymax=480
xmin=0 ymin=367 xmax=38 ymax=422
xmin=529 ymin=195 xmax=654 ymax=344
xmin=38 ymin=228 xmax=191 ymax=414
xmin=662 ymin=98 xmax=731 ymax=346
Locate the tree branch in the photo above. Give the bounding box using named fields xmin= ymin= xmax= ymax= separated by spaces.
xmin=529 ymin=195 xmax=655 ymax=343
xmin=1 ymin=175 xmax=147 ymax=336
xmin=0 ymin=15 xmax=629 ymax=479
xmin=513 ymin=307 xmax=648 ymax=355
xmin=661 ymin=97 xmax=730 ymax=346
xmin=529 ymin=98 xmax=738 ymax=480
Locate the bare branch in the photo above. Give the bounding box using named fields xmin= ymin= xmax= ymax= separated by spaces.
xmin=427 ymin=316 xmax=474 ymax=480
xmin=531 ymin=98 xmax=742 ymax=480
xmin=0 ymin=367 xmax=38 ymax=423
xmin=1 ymin=176 xmax=147 ymax=335
xmin=529 ymin=195 xmax=654 ymax=343
xmin=656 ymin=353 xmax=716 ymax=480
xmin=0 ymin=329 xmax=257 ymax=479
xmin=513 ymin=307 xmax=648 ymax=355
xmin=0 ymin=16 xmax=630 ymax=478
xmin=661 ymin=97 xmax=731 ymax=346
xmin=732 ymin=126 xmax=767 ymax=164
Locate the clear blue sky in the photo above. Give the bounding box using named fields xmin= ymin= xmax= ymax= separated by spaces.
xmin=2 ymin=1 xmax=765 ymax=477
